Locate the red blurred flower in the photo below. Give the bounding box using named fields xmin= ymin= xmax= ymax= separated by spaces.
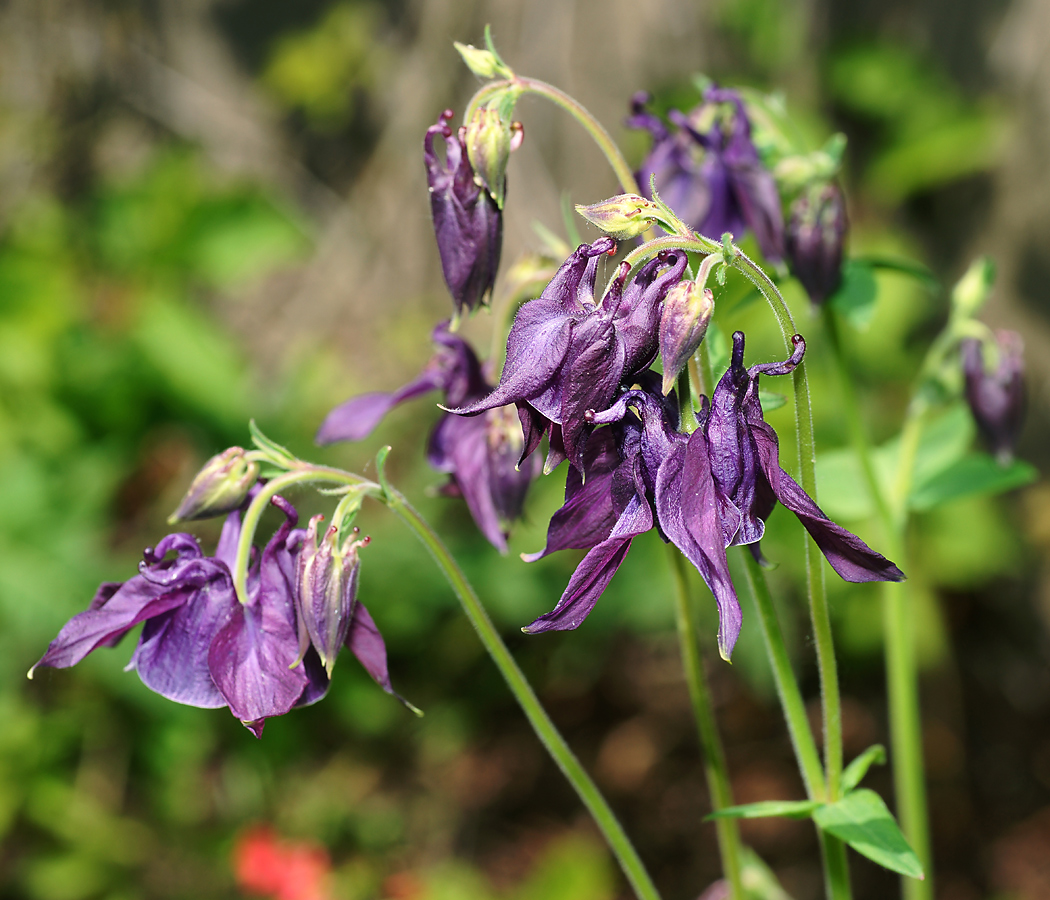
xmin=233 ymin=825 xmax=331 ymax=900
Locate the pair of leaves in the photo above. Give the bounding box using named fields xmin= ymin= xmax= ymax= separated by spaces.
xmin=708 ymin=746 xmax=923 ymax=879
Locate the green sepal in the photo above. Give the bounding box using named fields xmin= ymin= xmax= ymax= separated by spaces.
xmin=812 ymin=789 xmax=924 ymax=879
xmin=249 ymin=419 xmax=298 ymax=468
xmin=705 ymin=800 xmax=822 ymax=821
xmin=375 ymin=445 xmax=394 ymax=501
xmin=841 ymin=744 xmax=887 ymax=793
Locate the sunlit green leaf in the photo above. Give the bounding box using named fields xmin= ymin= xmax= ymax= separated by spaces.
xmin=910 ymin=453 xmax=1037 ymax=511
xmin=813 ymin=789 xmax=924 ymax=879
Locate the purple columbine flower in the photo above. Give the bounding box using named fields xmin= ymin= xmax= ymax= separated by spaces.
xmin=962 ymin=330 xmax=1026 ymax=463
xmin=449 ymin=238 xmax=688 ymax=471
xmin=524 ymin=380 xmax=743 ymax=660
xmin=425 ymin=109 xmax=503 ymax=317
xmin=707 ymin=331 xmax=905 ymax=584
xmin=30 ymin=496 xmax=404 ymax=736
xmin=316 ymin=322 xmax=538 ymax=552
xmin=785 ymin=182 xmax=848 ymax=306
xmin=628 ymin=89 xmax=784 ymax=263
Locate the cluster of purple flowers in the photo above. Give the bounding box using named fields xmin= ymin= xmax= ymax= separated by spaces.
xmin=31 ymin=492 xmax=401 ymax=736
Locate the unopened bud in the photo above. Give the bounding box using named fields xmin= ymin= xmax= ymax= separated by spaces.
xmin=962 ymin=330 xmax=1025 ymax=464
xmin=575 ymin=194 xmax=661 ymax=240
xmin=464 ymin=107 xmax=520 ymax=209
xmin=168 ymin=447 xmax=259 ymax=523
xmin=296 ymin=515 xmax=369 ymax=677
xmin=659 ymin=281 xmax=715 ymax=395
xmin=785 ymin=183 xmax=847 ymax=306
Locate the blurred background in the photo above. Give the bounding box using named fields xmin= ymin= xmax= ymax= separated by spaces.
xmin=2 ymin=0 xmax=1049 ymax=898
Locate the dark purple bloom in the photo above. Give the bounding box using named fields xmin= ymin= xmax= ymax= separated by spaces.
xmin=708 ymin=332 xmax=905 ymax=584
xmin=316 ymin=322 xmax=538 ymax=552
xmin=525 ymin=382 xmax=743 ymax=660
xmin=962 ymin=330 xmax=1026 ymax=463
xmin=628 ymin=89 xmax=784 ymax=263
xmin=785 ymin=182 xmax=848 ymax=306
xmin=450 ymin=238 xmax=688 ymax=471
xmin=425 ymin=109 xmax=503 ymax=317
xmin=31 ymin=496 xmax=404 ymax=736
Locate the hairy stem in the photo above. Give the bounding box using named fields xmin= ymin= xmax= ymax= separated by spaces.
xmin=385 ymin=487 xmax=662 ymax=900
xmin=669 ymin=549 xmax=744 ymax=900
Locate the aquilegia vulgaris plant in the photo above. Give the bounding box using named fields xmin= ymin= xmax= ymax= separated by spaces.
xmin=33 ymin=27 xmax=1035 ymax=900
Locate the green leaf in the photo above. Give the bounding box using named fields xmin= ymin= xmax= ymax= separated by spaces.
xmin=841 ymin=744 xmax=887 ymax=793
xmin=828 ymin=260 xmax=878 ymax=329
xmin=812 ymin=789 xmax=924 ymax=879
xmin=706 ymin=800 xmax=822 ymax=821
xmin=910 ymin=453 xmax=1038 ymax=512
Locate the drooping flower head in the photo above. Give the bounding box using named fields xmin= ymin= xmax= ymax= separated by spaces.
xmin=785 ymin=182 xmax=848 ymax=306
xmin=31 ymin=495 xmax=404 ymax=736
xmin=628 ymin=89 xmax=784 ymax=263
xmin=962 ymin=330 xmax=1026 ymax=463
xmin=425 ymin=110 xmax=504 ymax=316
xmin=707 ymin=331 xmax=905 ymax=584
xmin=316 ymin=322 xmax=538 ymax=552
xmin=450 ymin=238 xmax=688 ymax=472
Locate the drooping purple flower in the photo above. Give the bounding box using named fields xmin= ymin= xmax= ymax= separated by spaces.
xmin=785 ymin=182 xmax=848 ymax=306
xmin=425 ymin=109 xmax=503 ymax=317
xmin=628 ymin=89 xmax=785 ymax=263
xmin=31 ymin=495 xmax=406 ymax=736
xmin=449 ymin=238 xmax=688 ymax=471
xmin=316 ymin=322 xmax=538 ymax=552
xmin=708 ymin=331 xmax=905 ymax=584
xmin=524 ymin=382 xmax=743 ymax=660
xmin=962 ymin=330 xmax=1026 ymax=463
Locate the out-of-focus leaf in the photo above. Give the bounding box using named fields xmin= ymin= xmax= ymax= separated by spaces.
xmin=841 ymin=744 xmax=886 ymax=793
xmin=813 ymin=789 xmax=924 ymax=879
xmin=759 ymin=390 xmax=786 ymax=412
xmin=513 ymin=833 xmax=614 ymax=900
xmin=739 ymin=847 xmax=796 ymax=900
xmin=706 ymin=800 xmax=821 ymax=820
xmin=828 ymin=260 xmax=878 ymax=329
xmin=910 ymin=454 xmax=1038 ymax=512
xmin=857 ymin=256 xmax=939 ymax=292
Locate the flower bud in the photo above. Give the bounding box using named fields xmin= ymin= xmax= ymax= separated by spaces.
xmin=962 ymin=330 xmax=1025 ymax=464
xmin=659 ymin=281 xmax=715 ymax=395
xmin=785 ymin=182 xmax=847 ymax=306
xmin=575 ymin=193 xmax=662 ymax=240
xmin=296 ymin=515 xmax=370 ymax=677
xmin=464 ymin=107 xmax=521 ymax=210
xmin=168 ymin=447 xmax=259 ymax=523
xmin=424 ymin=111 xmax=503 ymax=316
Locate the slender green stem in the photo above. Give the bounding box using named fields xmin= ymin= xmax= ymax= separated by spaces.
xmin=465 ymin=77 xmax=640 ymax=196
xmin=822 ymin=308 xmax=931 ymax=897
xmin=385 ymin=487 xmax=662 ymax=900
xmin=738 ymin=549 xmax=826 ymax=800
xmin=232 ymin=467 xmax=372 ymax=604
xmin=668 ymin=549 xmax=743 ymax=900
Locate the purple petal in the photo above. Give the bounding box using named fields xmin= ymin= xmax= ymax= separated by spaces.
xmin=524 ymin=491 xmax=653 ymax=634
xmin=347 ymin=601 xmax=415 ymax=711
xmin=751 ymin=425 xmax=905 ymax=583
xmin=31 ymin=575 xmax=193 ymax=675
xmin=293 ymin=646 xmax=331 ymax=708
xmin=129 ymin=578 xmax=237 ymax=709
xmin=655 ymin=433 xmax=742 ymax=660
xmin=316 ymin=370 xmax=443 ymax=445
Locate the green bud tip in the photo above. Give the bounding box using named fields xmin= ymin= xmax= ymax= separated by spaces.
xmin=575 ymin=194 xmax=661 ymax=240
